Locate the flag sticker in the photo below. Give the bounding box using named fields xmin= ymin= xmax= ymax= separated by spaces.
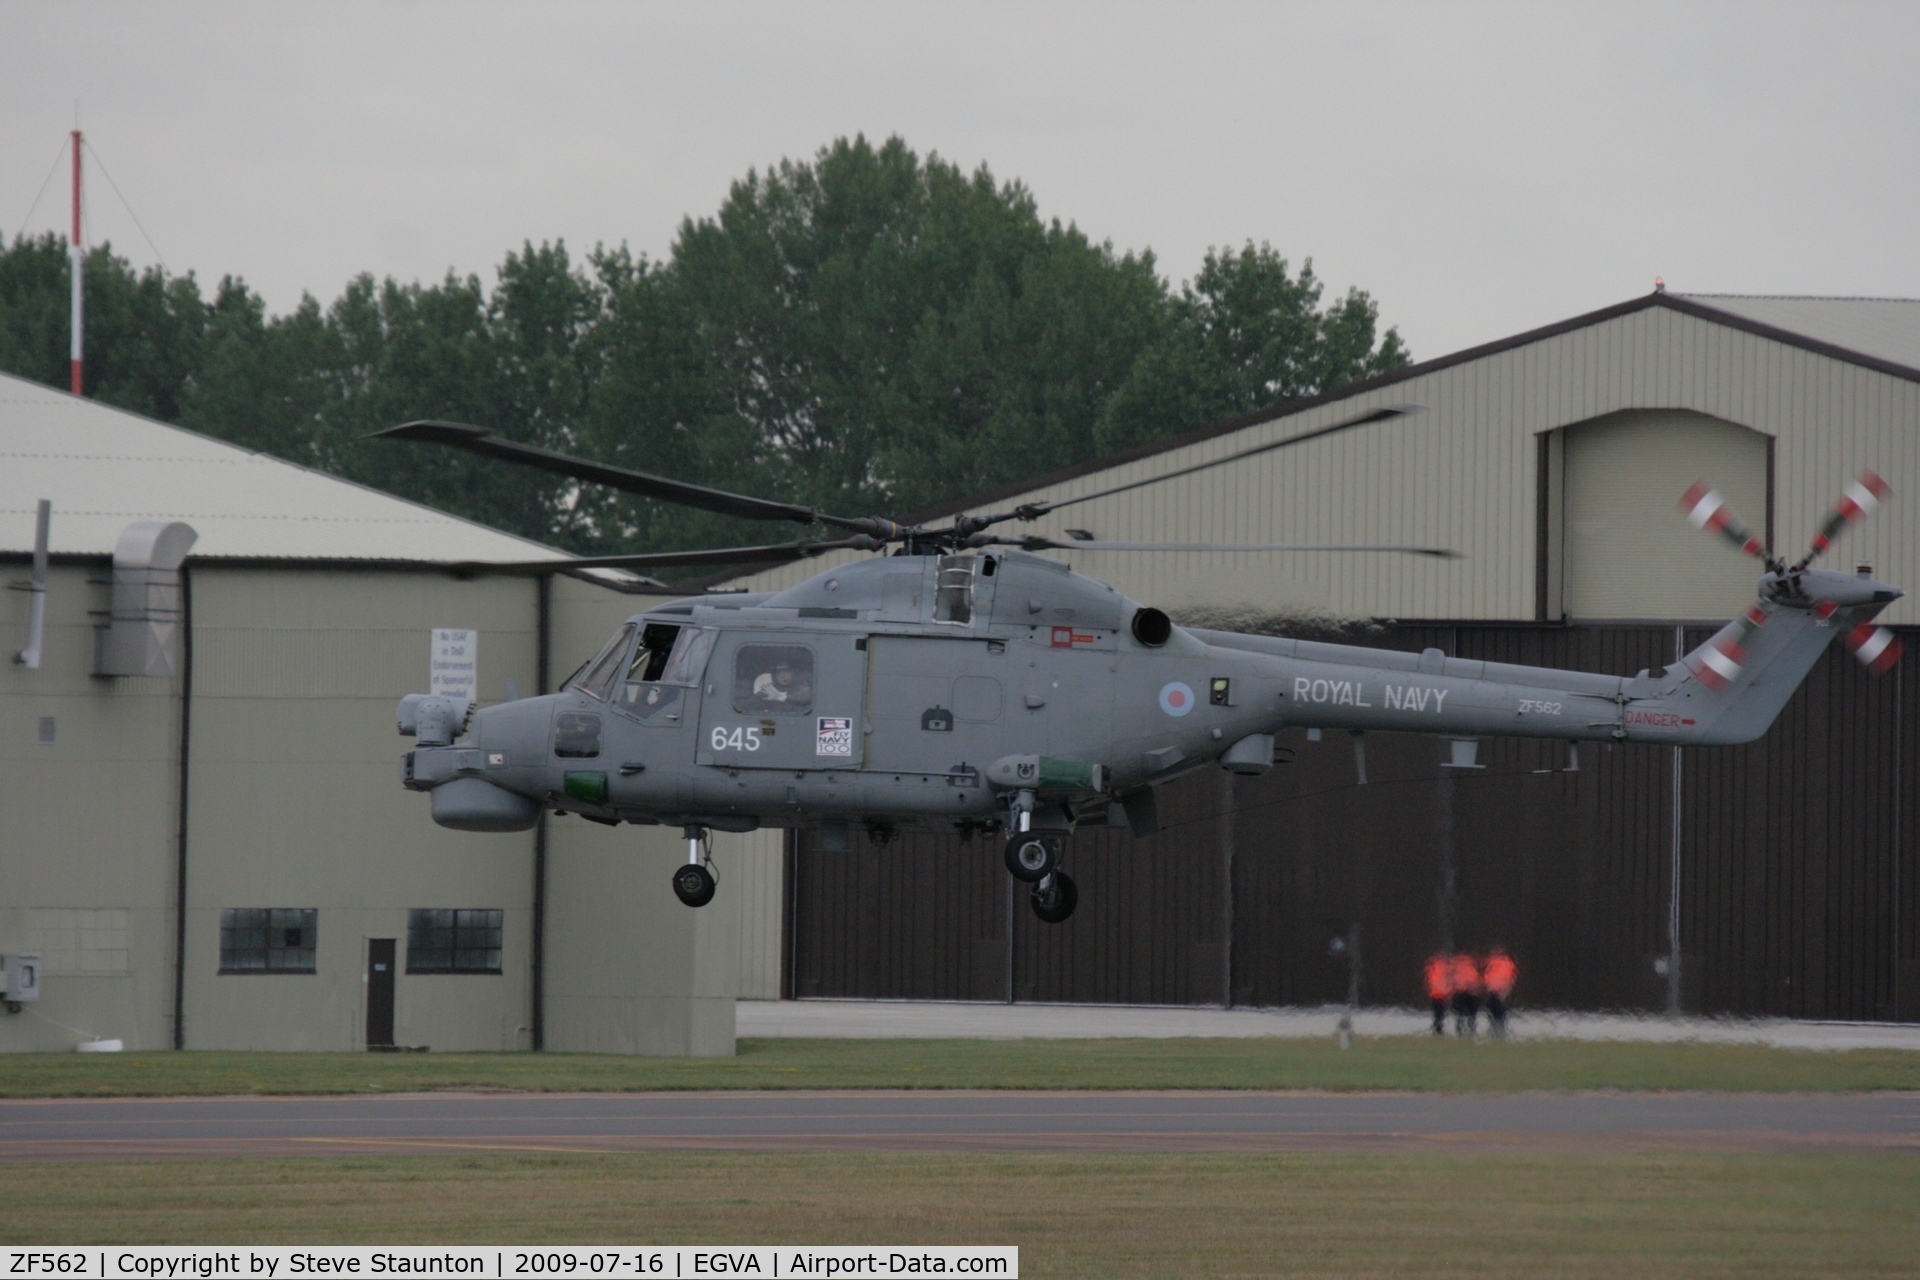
xmin=1158 ymin=681 xmax=1196 ymax=717
xmin=816 ymin=716 xmax=854 ymax=756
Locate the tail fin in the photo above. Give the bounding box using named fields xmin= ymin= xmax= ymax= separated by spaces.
xmin=1670 ymin=568 xmax=1901 ymax=744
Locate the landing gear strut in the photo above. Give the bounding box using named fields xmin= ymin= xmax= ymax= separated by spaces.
xmin=672 ymin=826 xmax=716 ymax=907
xmin=1004 ymin=787 xmax=1075 ymax=921
xmin=1029 ymin=871 xmax=1078 ymax=924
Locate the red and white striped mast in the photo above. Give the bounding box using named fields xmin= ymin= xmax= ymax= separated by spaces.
xmin=69 ymin=128 xmax=83 ymax=396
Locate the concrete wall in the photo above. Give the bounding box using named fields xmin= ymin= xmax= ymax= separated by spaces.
xmin=0 ymin=564 xmax=178 ymax=1051
xmin=181 ymin=567 xmax=540 ymax=1051
xmin=1 ymin=560 xmax=750 ymax=1054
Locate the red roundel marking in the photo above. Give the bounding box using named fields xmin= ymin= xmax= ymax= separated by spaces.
xmin=1168 ymin=689 xmax=1187 ymax=708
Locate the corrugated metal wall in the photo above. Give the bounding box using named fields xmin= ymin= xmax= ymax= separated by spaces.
xmin=787 ymin=623 xmax=1918 ymax=1020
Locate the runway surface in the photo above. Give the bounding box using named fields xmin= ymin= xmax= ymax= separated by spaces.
xmin=2 ymin=1090 xmax=1915 ymax=1160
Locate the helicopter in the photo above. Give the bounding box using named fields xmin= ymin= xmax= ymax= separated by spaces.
xmin=379 ymin=406 xmax=1903 ymax=923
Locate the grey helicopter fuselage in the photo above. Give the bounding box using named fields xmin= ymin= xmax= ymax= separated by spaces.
xmin=399 ymin=547 xmax=1901 ymax=838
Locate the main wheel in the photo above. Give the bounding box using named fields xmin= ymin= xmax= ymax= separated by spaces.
xmin=671 ymin=863 xmax=717 ymax=908
xmin=1030 ymin=872 xmax=1078 ymax=924
xmin=1004 ymin=833 xmax=1060 ymax=882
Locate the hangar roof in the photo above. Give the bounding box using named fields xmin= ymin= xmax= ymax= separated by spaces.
xmin=0 ymin=371 xmax=568 ymax=564
xmin=1677 ymin=294 xmax=1920 ymax=376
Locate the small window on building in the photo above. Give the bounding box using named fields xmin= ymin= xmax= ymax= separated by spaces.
xmin=407 ymin=909 xmax=503 ymax=974
xmin=219 ymin=908 xmax=317 ymax=973
xmin=732 ymin=644 xmax=815 ymax=715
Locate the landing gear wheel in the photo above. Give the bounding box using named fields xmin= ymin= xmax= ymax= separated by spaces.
xmin=1030 ymin=872 xmax=1078 ymax=924
xmin=672 ymin=863 xmax=716 ymax=908
xmin=1004 ymin=833 xmax=1060 ymax=882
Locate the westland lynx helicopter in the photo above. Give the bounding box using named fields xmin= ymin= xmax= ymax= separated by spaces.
xmin=379 ymin=407 xmax=1903 ymax=923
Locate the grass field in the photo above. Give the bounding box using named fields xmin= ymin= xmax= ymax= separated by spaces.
xmin=2 ymin=1149 xmax=1915 ymax=1275
xmin=0 ymin=1036 xmax=1916 ymax=1097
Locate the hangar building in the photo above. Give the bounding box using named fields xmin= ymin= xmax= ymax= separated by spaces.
xmin=0 ymin=371 xmax=781 ymax=1054
xmin=734 ymin=291 xmax=1920 ymax=1022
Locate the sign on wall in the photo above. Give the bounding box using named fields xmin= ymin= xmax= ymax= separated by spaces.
xmin=431 ymin=628 xmax=478 ymax=701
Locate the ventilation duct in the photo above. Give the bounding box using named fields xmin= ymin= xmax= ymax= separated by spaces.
xmin=95 ymin=521 xmax=197 ymax=678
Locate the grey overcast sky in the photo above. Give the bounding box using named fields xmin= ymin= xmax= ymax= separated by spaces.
xmin=4 ymin=1 xmax=1916 ymax=361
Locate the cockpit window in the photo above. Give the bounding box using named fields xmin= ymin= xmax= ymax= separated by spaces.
xmin=659 ymin=627 xmax=716 ymax=685
xmin=619 ymin=623 xmax=715 ymax=711
xmin=567 ymin=624 xmax=635 ymax=702
xmin=627 ymin=624 xmax=682 ymax=685
xmin=732 ymin=643 xmax=814 ymax=716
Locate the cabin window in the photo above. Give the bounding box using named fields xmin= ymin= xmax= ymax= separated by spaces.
xmin=732 ymin=644 xmax=815 ymax=716
xmin=934 ymin=554 xmax=976 ymax=624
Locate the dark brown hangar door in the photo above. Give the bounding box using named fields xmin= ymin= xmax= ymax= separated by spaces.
xmin=864 ymin=637 xmax=1006 ymax=780
xmin=366 ymin=939 xmax=396 ymax=1048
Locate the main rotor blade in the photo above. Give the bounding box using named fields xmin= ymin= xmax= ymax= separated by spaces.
xmin=457 ymin=535 xmax=884 ymax=574
xmin=371 ymin=421 xmax=892 ymax=535
xmin=993 ymin=536 xmax=1461 ymax=558
xmin=966 ymin=403 xmax=1423 ymax=531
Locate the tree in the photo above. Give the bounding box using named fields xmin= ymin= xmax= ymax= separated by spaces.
xmin=649 ymin=135 xmax=1174 ymax=524
xmin=1095 ymin=242 xmax=1409 ymax=455
xmin=0 ymin=144 xmax=1414 ymax=562
xmin=0 ymin=233 xmax=216 ymax=421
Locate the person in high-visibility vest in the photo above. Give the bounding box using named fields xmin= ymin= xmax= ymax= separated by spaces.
xmin=1448 ymin=951 xmax=1483 ymax=1037
xmin=1423 ymin=953 xmax=1452 ymax=1036
xmin=1483 ymin=947 xmax=1518 ymax=1039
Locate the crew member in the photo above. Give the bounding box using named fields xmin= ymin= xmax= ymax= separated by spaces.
xmin=753 ymin=660 xmax=807 ymax=705
xmin=1424 ymin=953 xmax=1452 ymax=1035
xmin=1449 ymin=951 xmax=1483 ymax=1038
xmin=1483 ymin=947 xmax=1518 ymax=1039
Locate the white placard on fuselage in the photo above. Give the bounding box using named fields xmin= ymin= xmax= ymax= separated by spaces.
xmin=431 ymin=628 xmax=478 ymax=701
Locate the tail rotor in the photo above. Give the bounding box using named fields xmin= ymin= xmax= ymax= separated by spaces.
xmin=1687 ymin=604 xmax=1770 ymax=690
xmin=1678 ymin=481 xmax=1772 ymax=564
xmin=1680 ymin=469 xmax=1901 ymax=682
xmin=1795 ymin=470 xmax=1890 ymax=571
xmin=1845 ymin=621 xmax=1903 ymax=674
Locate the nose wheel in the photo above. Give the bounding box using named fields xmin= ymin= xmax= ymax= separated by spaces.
xmin=1029 ymin=872 xmax=1078 ymax=924
xmin=1004 ymin=833 xmax=1061 ymax=882
xmin=672 ymin=863 xmax=716 ymax=908
xmin=672 ymin=826 xmax=717 ymax=908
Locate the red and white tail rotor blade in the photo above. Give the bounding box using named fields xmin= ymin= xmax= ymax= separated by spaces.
xmin=1687 ymin=604 xmax=1771 ymax=691
xmin=1844 ymin=622 xmax=1903 ymax=675
xmin=1799 ymin=470 xmax=1891 ymax=568
xmin=1678 ymin=481 xmax=1768 ymax=559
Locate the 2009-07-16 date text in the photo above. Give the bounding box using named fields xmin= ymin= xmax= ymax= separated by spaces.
xmin=512 ymin=1257 xmax=664 ymax=1276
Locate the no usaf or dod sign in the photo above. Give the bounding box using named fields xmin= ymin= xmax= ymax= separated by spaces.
xmin=431 ymin=629 xmax=478 ymax=702
xmin=4 ymin=1248 xmax=1017 ymax=1278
